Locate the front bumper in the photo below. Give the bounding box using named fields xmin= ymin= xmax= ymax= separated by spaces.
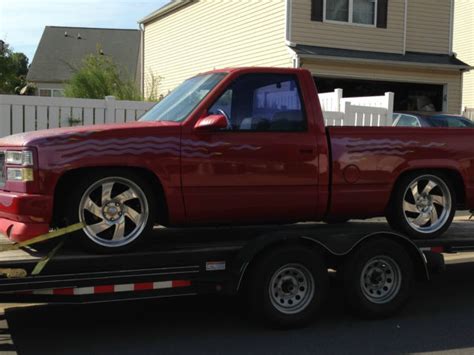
xmin=0 ymin=191 xmax=53 ymax=242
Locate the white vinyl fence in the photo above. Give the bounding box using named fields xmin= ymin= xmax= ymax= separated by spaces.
xmin=0 ymin=95 xmax=156 ymax=138
xmin=463 ymin=107 xmax=474 ymax=120
xmin=320 ymin=89 xmax=395 ymax=127
xmin=0 ymin=90 xmax=395 ymax=138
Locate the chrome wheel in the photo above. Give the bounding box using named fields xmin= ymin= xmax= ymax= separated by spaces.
xmin=402 ymin=175 xmax=452 ymax=234
xmin=79 ymin=177 xmax=149 ymax=248
xmin=269 ymin=263 xmax=315 ymax=315
xmin=360 ymin=256 xmax=401 ymax=304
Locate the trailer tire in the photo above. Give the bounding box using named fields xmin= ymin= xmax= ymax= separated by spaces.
xmin=246 ymin=245 xmax=328 ymax=329
xmin=342 ymin=238 xmax=414 ymax=318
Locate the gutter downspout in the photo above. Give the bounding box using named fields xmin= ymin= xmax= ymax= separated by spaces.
xmin=139 ymin=23 xmax=145 ymax=96
xmin=403 ymin=0 xmax=408 ymax=54
xmin=285 ymin=0 xmax=300 ymax=68
xmin=449 ymin=0 xmax=454 ymax=55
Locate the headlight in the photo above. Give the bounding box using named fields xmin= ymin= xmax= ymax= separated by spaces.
xmin=5 ymin=150 xmax=34 ymax=166
xmin=7 ymin=168 xmax=34 ymax=182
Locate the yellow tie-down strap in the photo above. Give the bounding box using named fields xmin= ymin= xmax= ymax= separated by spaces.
xmin=0 ymin=223 xmax=84 ymax=252
xmin=0 ymin=222 xmax=84 ymax=278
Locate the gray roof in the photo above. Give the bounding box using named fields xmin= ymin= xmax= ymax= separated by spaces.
xmin=27 ymin=26 xmax=141 ymax=83
xmin=293 ymin=44 xmax=471 ymax=70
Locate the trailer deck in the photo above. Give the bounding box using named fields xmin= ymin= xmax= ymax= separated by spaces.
xmin=0 ymin=219 xmax=472 ymax=306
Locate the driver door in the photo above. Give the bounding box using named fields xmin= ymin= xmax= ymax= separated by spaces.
xmin=180 ymin=73 xmax=319 ymax=224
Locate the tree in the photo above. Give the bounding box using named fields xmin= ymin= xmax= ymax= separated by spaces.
xmin=64 ymin=51 xmax=142 ymax=101
xmin=0 ymin=40 xmax=29 ymax=94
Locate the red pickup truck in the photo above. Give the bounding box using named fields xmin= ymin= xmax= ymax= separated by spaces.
xmin=0 ymin=67 xmax=472 ymax=251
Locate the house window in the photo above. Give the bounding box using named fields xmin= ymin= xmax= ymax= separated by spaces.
xmin=324 ymin=0 xmax=377 ymax=26
xmin=38 ymin=89 xmax=64 ymax=97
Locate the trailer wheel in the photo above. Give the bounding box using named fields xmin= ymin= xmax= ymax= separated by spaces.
xmin=342 ymin=238 xmax=414 ymax=318
xmin=246 ymin=245 xmax=328 ymax=328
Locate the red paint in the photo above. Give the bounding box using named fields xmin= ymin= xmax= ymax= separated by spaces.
xmin=53 ymin=288 xmax=74 ymax=295
xmin=430 ymin=246 xmax=444 ymax=253
xmin=0 ymin=218 xmax=49 ymax=242
xmin=0 ymin=67 xmax=471 ymax=242
xmin=94 ymin=285 xmax=115 ymax=294
xmin=172 ymin=280 xmax=191 ymax=288
xmin=134 ymin=282 xmax=154 ymax=291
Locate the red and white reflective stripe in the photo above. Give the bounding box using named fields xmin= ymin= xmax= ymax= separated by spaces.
xmin=16 ymin=279 xmax=191 ymax=296
xmin=419 ymin=246 xmax=444 ymax=253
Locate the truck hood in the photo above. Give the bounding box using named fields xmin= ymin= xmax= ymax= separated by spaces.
xmin=0 ymin=121 xmax=181 ymax=147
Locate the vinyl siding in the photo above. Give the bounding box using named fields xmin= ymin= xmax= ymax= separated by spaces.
xmin=143 ymin=0 xmax=292 ymax=96
xmin=405 ymin=0 xmax=451 ymax=54
xmin=303 ymin=59 xmax=463 ymax=114
xmin=290 ymin=0 xmax=405 ymax=54
xmin=453 ymin=0 xmax=474 ymax=108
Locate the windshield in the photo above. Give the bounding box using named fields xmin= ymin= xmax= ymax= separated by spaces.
xmin=140 ymin=73 xmax=226 ymax=122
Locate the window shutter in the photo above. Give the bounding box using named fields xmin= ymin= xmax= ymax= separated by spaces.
xmin=311 ymin=0 xmax=324 ymax=22
xmin=377 ymin=0 xmax=388 ymax=28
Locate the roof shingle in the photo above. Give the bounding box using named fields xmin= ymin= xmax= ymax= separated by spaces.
xmin=27 ymin=26 xmax=141 ymax=83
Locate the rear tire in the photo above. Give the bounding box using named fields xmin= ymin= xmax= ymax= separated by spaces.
xmin=341 ymin=238 xmax=414 ymax=318
xmin=64 ymin=170 xmax=156 ymax=253
xmin=246 ymin=245 xmax=328 ymax=329
xmin=386 ymin=172 xmax=455 ymax=239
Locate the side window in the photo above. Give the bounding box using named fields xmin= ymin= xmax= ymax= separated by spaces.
xmin=209 ymin=74 xmax=306 ymax=132
xmin=427 ymin=117 xmax=448 ymax=128
xmin=397 ymin=114 xmax=420 ymax=127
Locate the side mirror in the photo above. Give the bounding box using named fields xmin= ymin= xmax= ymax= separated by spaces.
xmin=194 ymin=114 xmax=228 ymax=131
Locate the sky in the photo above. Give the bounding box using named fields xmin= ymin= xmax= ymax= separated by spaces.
xmin=0 ymin=0 xmax=169 ymax=62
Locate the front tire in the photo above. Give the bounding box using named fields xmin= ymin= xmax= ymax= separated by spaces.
xmin=386 ymin=172 xmax=455 ymax=239
xmin=246 ymin=245 xmax=329 ymax=329
xmin=66 ymin=170 xmax=156 ymax=253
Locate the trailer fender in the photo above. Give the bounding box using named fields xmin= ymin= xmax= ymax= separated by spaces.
xmin=230 ymin=230 xmax=429 ymax=293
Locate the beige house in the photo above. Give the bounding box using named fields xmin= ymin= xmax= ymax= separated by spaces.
xmin=140 ymin=0 xmax=471 ymax=114
xmin=454 ymin=0 xmax=474 ymax=111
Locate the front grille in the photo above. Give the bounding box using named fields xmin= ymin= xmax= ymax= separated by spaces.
xmin=0 ymin=152 xmax=5 ymax=187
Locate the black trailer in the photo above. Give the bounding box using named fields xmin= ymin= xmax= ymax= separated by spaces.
xmin=0 ymin=220 xmax=472 ymax=328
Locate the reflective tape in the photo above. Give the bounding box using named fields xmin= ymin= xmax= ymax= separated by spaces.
xmin=10 ymin=279 xmax=192 ymax=296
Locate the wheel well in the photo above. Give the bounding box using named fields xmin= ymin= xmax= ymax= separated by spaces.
xmin=389 ymin=168 xmax=466 ymax=209
xmin=236 ymin=238 xmax=331 ymax=293
xmin=235 ymin=232 xmax=429 ymax=293
xmin=52 ymin=167 xmax=169 ymax=227
xmin=348 ymin=233 xmax=429 ymax=282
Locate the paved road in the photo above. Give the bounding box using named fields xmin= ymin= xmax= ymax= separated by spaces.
xmin=2 ymin=260 xmax=474 ymax=355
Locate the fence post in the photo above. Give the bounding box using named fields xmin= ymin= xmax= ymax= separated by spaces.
xmin=335 ymin=88 xmax=343 ymax=112
xmin=0 ymin=97 xmax=11 ymax=137
xmin=342 ymin=101 xmax=356 ymax=126
xmin=385 ymin=92 xmax=395 ymax=125
xmin=105 ymin=96 xmax=116 ymax=123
